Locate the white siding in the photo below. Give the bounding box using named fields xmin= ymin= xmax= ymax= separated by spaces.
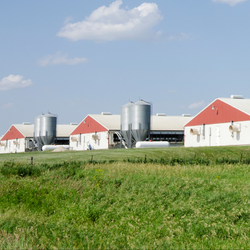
xmin=70 ymin=131 xmax=109 ymax=151
xmin=185 ymin=121 xmax=250 ymax=147
xmin=0 ymin=138 xmax=27 ymax=154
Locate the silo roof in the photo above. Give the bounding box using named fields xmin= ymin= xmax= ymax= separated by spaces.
xmin=134 ymin=100 xmax=151 ymax=105
xmin=122 ymin=101 xmax=134 ymax=107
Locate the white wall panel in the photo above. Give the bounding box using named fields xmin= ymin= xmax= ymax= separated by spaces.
xmin=185 ymin=121 xmax=250 ymax=147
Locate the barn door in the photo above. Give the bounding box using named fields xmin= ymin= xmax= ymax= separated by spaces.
xmin=216 ymin=126 xmax=220 ymax=146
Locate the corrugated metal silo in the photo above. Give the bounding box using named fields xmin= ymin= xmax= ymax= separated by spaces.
xmin=130 ymin=100 xmax=151 ymax=142
xmin=34 ymin=115 xmax=43 ymax=150
xmin=40 ymin=113 xmax=57 ymax=145
xmin=120 ymin=101 xmax=134 ymax=147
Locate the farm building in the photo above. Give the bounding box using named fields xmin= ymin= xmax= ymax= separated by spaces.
xmin=0 ymin=123 xmax=77 ymax=154
xmin=69 ymin=113 xmax=192 ymax=151
xmin=184 ymin=95 xmax=250 ymax=147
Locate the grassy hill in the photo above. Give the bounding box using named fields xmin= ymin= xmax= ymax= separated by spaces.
xmin=0 ymin=146 xmax=250 ymax=249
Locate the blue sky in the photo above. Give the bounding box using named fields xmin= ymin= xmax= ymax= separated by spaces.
xmin=1 ymin=0 xmax=250 ymax=136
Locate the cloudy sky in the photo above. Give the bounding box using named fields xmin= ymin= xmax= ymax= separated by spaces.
xmin=0 ymin=0 xmax=250 ymax=136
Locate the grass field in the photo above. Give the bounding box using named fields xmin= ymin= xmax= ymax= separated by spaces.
xmin=1 ymin=145 xmax=250 ymax=164
xmin=1 ymin=146 xmax=250 ymax=249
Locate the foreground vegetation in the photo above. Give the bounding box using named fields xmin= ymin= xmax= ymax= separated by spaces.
xmin=1 ymin=146 xmax=250 ymax=249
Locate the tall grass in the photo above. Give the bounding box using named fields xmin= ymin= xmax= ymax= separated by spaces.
xmin=0 ymin=157 xmax=250 ymax=249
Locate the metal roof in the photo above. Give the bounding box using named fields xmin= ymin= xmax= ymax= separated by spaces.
xmin=183 ymin=97 xmax=250 ymax=127
xmin=151 ymin=116 xmax=193 ymax=131
xmin=89 ymin=114 xmax=192 ymax=131
xmin=219 ymin=98 xmax=250 ymax=116
xmin=4 ymin=124 xmax=77 ymax=139
xmin=57 ymin=124 xmax=78 ymax=137
xmin=4 ymin=114 xmax=192 ymax=140
xmin=14 ymin=124 xmax=34 ymax=137
xmin=90 ymin=114 xmax=120 ymax=131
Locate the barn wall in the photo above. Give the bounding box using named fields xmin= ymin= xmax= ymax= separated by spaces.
xmin=0 ymin=138 xmax=27 ymax=153
xmin=70 ymin=131 xmax=109 ymax=151
xmin=185 ymin=120 xmax=250 ymax=147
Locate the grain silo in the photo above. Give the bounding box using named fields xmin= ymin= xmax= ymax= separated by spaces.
xmin=34 ymin=113 xmax=57 ymax=150
xmin=130 ymin=100 xmax=151 ymax=142
xmin=120 ymin=99 xmax=151 ymax=147
xmin=40 ymin=113 xmax=57 ymax=145
xmin=34 ymin=114 xmax=43 ymax=150
xmin=120 ymin=101 xmax=134 ymax=148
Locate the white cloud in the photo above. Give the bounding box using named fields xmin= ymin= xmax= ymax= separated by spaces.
xmin=213 ymin=0 xmax=247 ymax=6
xmin=188 ymin=100 xmax=205 ymax=109
xmin=57 ymin=0 xmax=163 ymax=42
xmin=64 ymin=16 xmax=73 ymax=25
xmin=0 ymin=75 xmax=33 ymax=91
xmin=1 ymin=103 xmax=14 ymax=110
xmin=37 ymin=52 xmax=88 ymax=66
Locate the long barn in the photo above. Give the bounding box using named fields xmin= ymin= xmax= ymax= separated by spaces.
xmin=69 ymin=113 xmax=192 ymax=151
xmin=0 ymin=123 xmax=77 ymax=154
xmin=184 ymin=95 xmax=250 ymax=147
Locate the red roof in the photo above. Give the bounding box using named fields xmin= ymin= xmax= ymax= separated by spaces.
xmin=71 ymin=115 xmax=108 ymax=135
xmin=1 ymin=125 xmax=25 ymax=141
xmin=185 ymin=99 xmax=250 ymax=127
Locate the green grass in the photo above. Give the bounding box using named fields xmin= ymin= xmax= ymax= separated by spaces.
xmin=1 ymin=145 xmax=250 ymax=164
xmin=0 ymin=146 xmax=250 ymax=249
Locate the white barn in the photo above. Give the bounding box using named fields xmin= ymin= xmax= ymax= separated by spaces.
xmin=70 ymin=113 xmax=193 ymax=151
xmin=70 ymin=114 xmax=120 ymax=151
xmin=184 ymin=95 xmax=250 ymax=147
xmin=0 ymin=123 xmax=34 ymax=154
xmin=0 ymin=123 xmax=77 ymax=154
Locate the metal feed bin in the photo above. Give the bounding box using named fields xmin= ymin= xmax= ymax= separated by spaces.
xmin=120 ymin=101 xmax=134 ymax=148
xmin=39 ymin=113 xmax=57 ymax=145
xmin=130 ymin=100 xmax=151 ymax=142
xmin=34 ymin=114 xmax=43 ymax=150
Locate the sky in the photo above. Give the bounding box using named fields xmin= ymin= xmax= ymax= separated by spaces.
xmin=1 ymin=0 xmax=250 ymax=136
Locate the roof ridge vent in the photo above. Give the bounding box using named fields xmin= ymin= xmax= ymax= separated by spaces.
xmin=231 ymin=95 xmax=243 ymax=99
xmin=182 ymin=114 xmax=191 ymax=117
xmin=22 ymin=122 xmax=31 ymax=125
xmin=101 ymin=112 xmax=112 ymax=115
xmin=156 ymin=113 xmax=165 ymax=116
